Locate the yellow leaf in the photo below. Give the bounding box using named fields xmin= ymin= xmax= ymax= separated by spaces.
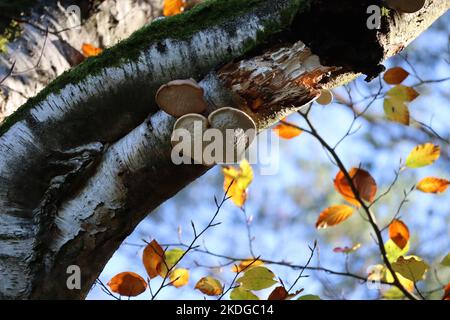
xmin=170 ymin=268 xmax=189 ymax=288
xmin=195 ymin=276 xmax=224 ymax=296
xmin=272 ymin=121 xmax=303 ymax=139
xmin=334 ymin=168 xmax=377 ymax=207
xmin=107 ymin=272 xmax=147 ymax=297
xmin=81 ymin=43 xmax=103 ymax=57
xmin=142 ymin=240 xmax=165 ymax=279
xmin=383 ymin=98 xmax=410 ymax=125
xmin=416 ymin=177 xmax=449 ymax=194
xmin=385 ymin=269 xmax=414 ymax=293
xmin=316 ymin=205 xmax=354 ymax=229
xmin=163 ymin=0 xmax=185 ymax=16
xmin=389 ymin=219 xmax=410 ymax=250
xmin=232 ymin=259 xmax=264 ymax=273
xmin=383 ymin=67 xmax=409 ymax=85
xmin=223 ymin=159 xmax=253 ymax=207
xmin=405 ymin=143 xmax=440 ymax=168
xmin=383 ymin=85 xmax=418 ymax=125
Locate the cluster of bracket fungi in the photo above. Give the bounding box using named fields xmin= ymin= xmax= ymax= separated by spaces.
xmin=155 ymin=78 xmax=257 ymax=165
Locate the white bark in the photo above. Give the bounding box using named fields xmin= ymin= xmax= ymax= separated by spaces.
xmin=0 ymin=0 xmax=448 ymax=299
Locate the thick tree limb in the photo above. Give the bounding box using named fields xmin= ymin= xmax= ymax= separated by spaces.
xmin=0 ymin=0 xmax=448 ymax=299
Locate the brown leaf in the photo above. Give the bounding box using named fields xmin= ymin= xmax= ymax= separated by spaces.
xmin=389 ymin=219 xmax=410 ymax=250
xmin=142 ymin=240 xmax=165 ymax=279
xmin=316 ymin=205 xmax=354 ymax=229
xmin=443 ymin=283 xmax=450 ymax=300
xmin=195 ymin=276 xmax=224 ymax=296
xmin=268 ymin=286 xmax=304 ymax=300
xmin=107 ymin=272 xmax=147 ymax=297
xmin=383 ymin=67 xmax=409 ymax=85
xmin=334 ymin=168 xmax=377 ymax=207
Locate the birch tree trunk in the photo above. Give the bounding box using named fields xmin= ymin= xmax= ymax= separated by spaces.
xmin=0 ymin=0 xmax=448 ymax=299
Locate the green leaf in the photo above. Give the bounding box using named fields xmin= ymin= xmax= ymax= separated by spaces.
xmin=385 ymin=239 xmax=409 ymax=263
xmin=392 ymin=256 xmax=429 ymax=282
xmin=298 ymin=294 xmax=321 ymax=300
xmin=440 ymin=253 xmax=450 ymax=267
xmin=230 ymin=287 xmax=259 ymax=300
xmin=165 ymin=248 xmax=185 ymax=268
xmin=236 ymin=266 xmax=277 ymax=291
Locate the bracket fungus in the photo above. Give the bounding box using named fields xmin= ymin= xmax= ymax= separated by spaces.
xmin=208 ymin=107 xmax=257 ymax=164
xmin=385 ymin=0 xmax=425 ymax=13
xmin=156 ymin=79 xmax=208 ymax=117
xmin=316 ymin=89 xmax=334 ymax=106
xmin=171 ymin=113 xmax=209 ymax=165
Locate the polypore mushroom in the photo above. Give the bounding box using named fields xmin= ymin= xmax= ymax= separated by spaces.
xmin=171 ymin=113 xmax=209 ymax=165
xmin=316 ymin=89 xmax=334 ymax=106
xmin=385 ymin=0 xmax=425 ymax=13
xmin=207 ymin=107 xmax=257 ymax=164
xmin=156 ymin=79 xmax=208 ymax=117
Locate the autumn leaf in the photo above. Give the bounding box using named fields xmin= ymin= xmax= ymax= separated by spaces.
xmin=142 ymin=240 xmax=165 ymax=279
xmin=385 ymin=239 xmax=410 ymax=263
xmin=230 ymin=287 xmax=259 ymax=300
xmin=272 ymin=120 xmax=303 ymax=139
xmin=385 ymin=269 xmax=414 ymax=293
xmin=159 ymin=248 xmax=185 ymax=276
xmin=440 ymin=253 xmax=450 ymax=267
xmin=383 ymin=67 xmax=409 ymax=85
xmin=81 ymin=43 xmax=103 ymax=57
xmin=316 ymin=205 xmax=354 ymax=229
xmin=333 ymin=243 xmax=361 ymax=254
xmin=236 ymin=266 xmax=277 ymax=291
xmin=223 ymin=159 xmax=253 ymax=207
xmin=107 ymin=272 xmax=147 ymax=297
xmin=268 ymin=286 xmax=303 ymax=300
xmin=170 ymin=268 xmax=189 ymax=288
xmin=389 ymin=219 xmax=410 ymax=250
xmin=163 ymin=0 xmax=185 ymax=16
xmin=392 ymin=256 xmax=429 ymax=282
xmin=383 ymin=98 xmax=410 ymax=125
xmin=383 ymin=85 xmax=419 ymax=125
xmin=232 ymin=259 xmax=264 ymax=273
xmin=334 ymin=168 xmax=377 ymax=207
xmin=298 ymin=294 xmax=321 ymax=300
xmin=416 ymin=177 xmax=449 ymax=194
xmin=405 ymin=143 xmax=440 ymax=169
xmin=443 ymin=283 xmax=450 ymax=300
xmin=195 ymin=276 xmax=223 ymax=296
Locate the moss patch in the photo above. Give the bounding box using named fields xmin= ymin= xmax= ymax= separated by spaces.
xmin=0 ymin=0 xmax=309 ymax=136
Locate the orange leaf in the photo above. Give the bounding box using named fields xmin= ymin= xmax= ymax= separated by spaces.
xmin=334 ymin=168 xmax=377 ymax=207
xmin=107 ymin=272 xmax=147 ymax=297
xmin=81 ymin=43 xmax=103 ymax=57
xmin=231 ymin=259 xmax=264 ymax=273
xmin=195 ymin=276 xmax=224 ymax=296
xmin=389 ymin=219 xmax=410 ymax=250
xmin=170 ymin=268 xmax=189 ymax=288
xmin=142 ymin=240 xmax=165 ymax=279
xmin=383 ymin=67 xmax=409 ymax=85
xmin=163 ymin=0 xmax=185 ymax=16
xmin=273 ymin=121 xmax=303 ymax=139
xmin=268 ymin=286 xmax=304 ymax=300
xmin=443 ymin=283 xmax=450 ymax=300
xmin=316 ymin=205 xmax=354 ymax=229
xmin=416 ymin=177 xmax=449 ymax=194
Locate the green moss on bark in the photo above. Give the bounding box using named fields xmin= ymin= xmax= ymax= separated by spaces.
xmin=0 ymin=0 xmax=309 ymax=136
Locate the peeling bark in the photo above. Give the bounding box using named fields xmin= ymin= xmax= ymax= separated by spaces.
xmin=0 ymin=0 xmax=448 ymax=299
